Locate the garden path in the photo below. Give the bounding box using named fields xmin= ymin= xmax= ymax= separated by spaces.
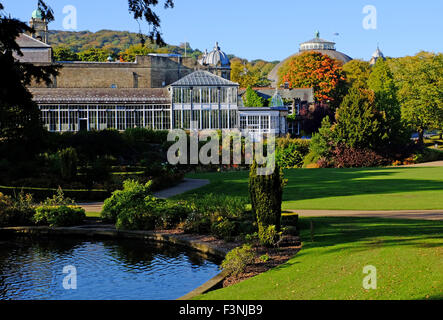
xmin=78 ymin=178 xmax=210 ymax=213
xmin=290 ymin=209 xmax=443 ymax=220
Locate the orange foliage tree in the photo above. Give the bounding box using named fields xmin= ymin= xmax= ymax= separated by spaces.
xmin=278 ymin=51 xmax=347 ymax=108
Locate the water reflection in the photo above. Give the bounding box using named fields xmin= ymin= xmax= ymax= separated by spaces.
xmin=0 ymin=237 xmax=220 ymax=300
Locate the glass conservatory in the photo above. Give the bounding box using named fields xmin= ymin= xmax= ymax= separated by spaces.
xmin=238 ymin=89 xmax=288 ymax=135
xmin=170 ymin=71 xmax=239 ymax=130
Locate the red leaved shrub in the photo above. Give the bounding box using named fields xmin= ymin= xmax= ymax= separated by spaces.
xmin=320 ymin=144 xmax=390 ymax=168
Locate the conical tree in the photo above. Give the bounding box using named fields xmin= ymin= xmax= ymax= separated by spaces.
xmin=249 ymin=159 xmax=285 ymax=245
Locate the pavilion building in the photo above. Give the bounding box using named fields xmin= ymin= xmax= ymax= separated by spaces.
xmin=19 ymin=8 xmax=288 ymax=136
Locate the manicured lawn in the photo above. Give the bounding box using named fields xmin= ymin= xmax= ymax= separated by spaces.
xmin=85 ymin=212 xmax=101 ymax=218
xmin=179 ymin=167 xmax=443 ymax=210
xmin=196 ymin=217 xmax=443 ymax=300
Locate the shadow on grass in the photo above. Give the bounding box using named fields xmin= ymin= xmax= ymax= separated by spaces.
xmin=184 ymin=167 xmax=443 ymax=203
xmin=297 ymin=217 xmax=443 ymax=252
xmin=269 ymin=217 xmax=443 ymax=275
xmin=283 ymin=167 xmax=443 ymax=202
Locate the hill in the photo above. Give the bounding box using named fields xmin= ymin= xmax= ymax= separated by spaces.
xmin=48 ymin=29 xmax=203 ymax=60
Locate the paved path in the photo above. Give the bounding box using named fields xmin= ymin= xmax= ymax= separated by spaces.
xmin=78 ymin=178 xmax=209 ymax=213
xmin=289 ymin=210 xmax=443 ymax=221
xmin=401 ymin=160 xmax=443 ymax=167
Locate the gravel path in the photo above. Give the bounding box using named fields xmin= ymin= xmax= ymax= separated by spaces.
xmin=290 ymin=209 xmax=443 ymax=221
xmin=401 ymin=160 xmax=443 ymax=167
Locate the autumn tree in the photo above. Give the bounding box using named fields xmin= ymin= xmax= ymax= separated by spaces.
xmin=388 ymin=52 xmax=443 ymax=144
xmin=231 ymin=59 xmax=260 ymax=88
xmin=278 ymin=51 xmax=347 ymax=109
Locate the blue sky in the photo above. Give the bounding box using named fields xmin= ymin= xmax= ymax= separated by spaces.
xmin=2 ymin=0 xmax=442 ymax=61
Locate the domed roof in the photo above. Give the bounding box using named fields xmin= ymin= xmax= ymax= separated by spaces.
xmin=31 ymin=9 xmax=43 ymax=19
xmin=370 ymin=46 xmax=385 ymax=65
xmin=201 ymin=42 xmax=230 ymax=67
xmin=300 ymin=31 xmax=336 ymax=51
xmin=268 ymin=31 xmax=352 ymax=87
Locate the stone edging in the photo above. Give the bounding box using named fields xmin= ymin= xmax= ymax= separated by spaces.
xmin=0 ymin=226 xmax=230 ymax=300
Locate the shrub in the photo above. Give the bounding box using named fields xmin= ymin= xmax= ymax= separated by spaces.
xmin=331 ymin=143 xmax=389 ymax=168
xmin=221 ymin=244 xmax=256 ymax=276
xmin=249 ymin=160 xmax=286 ymax=245
xmin=182 ymin=194 xmax=251 ymax=239
xmin=258 ymin=225 xmax=282 ymax=247
xmin=58 ymin=147 xmax=78 ymax=181
xmin=0 ymin=192 xmax=35 ymax=227
xmin=101 ymin=179 xmax=187 ymax=231
xmin=33 ymin=205 xmax=86 ymax=227
xmin=101 ymin=179 xmax=153 ymax=223
xmin=413 ymin=148 xmax=443 ymax=163
xmin=42 ymin=187 xmax=75 ymax=206
xmin=276 ymin=136 xmax=310 ymax=168
xmin=155 ymin=200 xmax=191 ymax=229
xmin=115 ymin=196 xmax=164 ymax=231
xmin=211 ymin=218 xmax=237 ymax=241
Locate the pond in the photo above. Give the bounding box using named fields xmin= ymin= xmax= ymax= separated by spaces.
xmin=0 ymin=237 xmax=221 ymax=300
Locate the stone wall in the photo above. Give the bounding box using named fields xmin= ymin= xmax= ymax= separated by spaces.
xmin=29 ymin=55 xmax=200 ymax=89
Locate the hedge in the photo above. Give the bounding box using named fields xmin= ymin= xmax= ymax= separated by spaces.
xmin=0 ymin=186 xmax=110 ymax=202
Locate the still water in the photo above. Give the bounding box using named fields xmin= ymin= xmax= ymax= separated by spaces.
xmin=0 ymin=237 xmax=220 ymax=300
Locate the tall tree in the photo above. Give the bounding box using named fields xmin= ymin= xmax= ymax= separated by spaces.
xmin=368 ymin=59 xmax=408 ymax=148
xmin=231 ymin=59 xmax=260 ymax=89
xmin=334 ymin=87 xmax=386 ymax=151
xmin=388 ymin=52 xmax=443 ymax=144
xmin=343 ymin=59 xmax=371 ymax=89
xmin=278 ymin=51 xmax=347 ymax=110
xmin=0 ymin=2 xmax=59 ymax=160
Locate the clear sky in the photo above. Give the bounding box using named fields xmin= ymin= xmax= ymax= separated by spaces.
xmin=2 ymin=0 xmax=442 ymax=61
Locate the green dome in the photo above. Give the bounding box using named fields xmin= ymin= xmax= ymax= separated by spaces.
xmin=31 ymin=9 xmax=43 ymax=19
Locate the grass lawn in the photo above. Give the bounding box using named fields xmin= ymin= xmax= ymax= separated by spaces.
xmin=178 ymin=167 xmax=443 ymax=211
xmin=196 ymin=217 xmax=443 ymax=300
xmin=85 ymin=212 xmax=101 ymax=218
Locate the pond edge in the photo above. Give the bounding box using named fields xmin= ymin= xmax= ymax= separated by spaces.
xmin=0 ymin=226 xmax=230 ymax=300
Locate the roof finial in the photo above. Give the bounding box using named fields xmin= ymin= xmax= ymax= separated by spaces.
xmin=215 ymin=41 xmax=219 ymax=50
xmin=315 ymin=30 xmax=320 ymax=38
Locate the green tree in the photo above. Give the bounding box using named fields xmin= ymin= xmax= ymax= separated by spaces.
xmin=0 ymin=2 xmax=59 ymax=161
xmin=119 ymin=44 xmax=155 ymax=62
xmin=249 ymin=160 xmax=285 ymax=246
xmin=334 ymin=87 xmax=386 ymax=150
xmin=53 ymin=46 xmax=78 ymax=61
xmin=343 ymin=59 xmax=371 ymax=89
xmin=77 ymin=48 xmax=112 ymax=62
xmin=388 ymin=52 xmax=443 ymax=144
xmin=242 ymin=86 xmax=264 ymax=107
xmin=368 ymin=59 xmax=408 ymax=148
xmin=231 ymin=59 xmax=260 ymax=88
